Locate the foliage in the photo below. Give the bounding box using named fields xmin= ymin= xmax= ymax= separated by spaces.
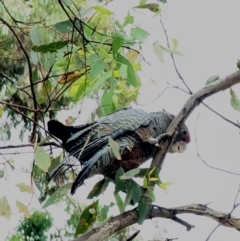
xmin=7 ymin=211 xmax=52 ymax=241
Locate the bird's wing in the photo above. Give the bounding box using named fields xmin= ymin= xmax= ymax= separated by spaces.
xmin=50 ymin=108 xmax=153 ymax=180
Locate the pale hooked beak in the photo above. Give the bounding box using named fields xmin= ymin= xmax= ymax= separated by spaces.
xmin=168 ymin=141 xmax=188 ymax=153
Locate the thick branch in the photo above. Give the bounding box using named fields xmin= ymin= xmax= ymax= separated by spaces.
xmin=150 ymin=69 xmax=240 ymax=173
xmin=73 ymin=203 xmax=240 ymax=241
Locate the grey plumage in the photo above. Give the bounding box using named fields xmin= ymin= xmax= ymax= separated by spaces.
xmin=48 ymin=107 xmax=190 ymax=194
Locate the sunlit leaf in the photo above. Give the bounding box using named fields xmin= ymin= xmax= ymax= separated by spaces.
xmin=0 ymin=196 xmax=11 ymax=220
xmin=116 ymin=53 xmax=139 ymax=87
xmin=92 ymin=6 xmax=113 ymax=16
xmin=143 ymin=176 xmax=148 ymax=188
xmin=30 ymin=26 xmax=41 ymax=45
xmin=75 ymin=200 xmax=99 ymax=236
xmin=114 ymin=192 xmax=124 ymax=213
xmin=43 ymin=183 xmax=72 ymax=208
xmin=34 ymin=146 xmax=51 ymax=172
xmin=172 ymin=38 xmax=178 ymax=51
xmin=147 ymin=188 xmax=156 ymax=201
xmin=126 ymin=50 xmax=139 ymax=63
xmin=109 ymin=136 xmax=121 ymax=160
xmin=42 ymin=80 xmax=52 ymax=96
xmin=153 ymin=41 xmax=164 ymax=62
xmin=89 ymin=59 xmax=106 ymax=79
xmin=112 ymin=32 xmax=124 ymax=56
xmin=0 ymin=105 xmax=4 ymax=117
xmin=32 ymin=41 xmax=69 ymax=53
xmin=131 ymin=27 xmax=148 ymax=43
xmin=159 ymin=181 xmax=173 ymax=190
xmin=16 ymin=183 xmax=34 ymax=193
xmin=54 ymin=20 xmax=73 ymax=33
xmin=122 ymin=12 xmax=134 ymax=29
xmin=101 ymin=89 xmax=114 ymax=115
xmin=230 ymin=88 xmax=240 ymax=111
xmin=205 ymin=75 xmax=219 ymax=85
xmin=58 ymin=71 xmax=82 ymax=84
xmin=134 ymin=3 xmax=160 ymax=13
xmin=138 ymin=196 xmax=149 ymax=224
xmin=16 ymin=200 xmax=30 ymax=218
xmin=160 ymin=45 xmax=184 ymax=56
xmin=120 ymin=168 xmax=140 ymax=180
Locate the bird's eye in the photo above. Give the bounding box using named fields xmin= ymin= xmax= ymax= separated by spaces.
xmin=182 ymin=130 xmax=187 ymax=136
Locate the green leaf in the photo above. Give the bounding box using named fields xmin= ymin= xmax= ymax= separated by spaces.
xmin=124 ymin=183 xmax=133 ymax=209
xmin=54 ymin=20 xmax=73 ymax=33
xmin=143 ymin=176 xmax=148 ymax=188
xmin=101 ymin=89 xmax=114 ymax=115
xmin=92 ymin=6 xmax=113 ymax=16
xmin=99 ymin=203 xmax=114 ymax=222
xmin=147 ymin=188 xmax=156 ymax=201
xmin=43 ymin=183 xmax=72 ymax=208
xmin=75 ymin=200 xmax=99 ymax=236
xmin=89 ymin=59 xmax=106 ymax=79
xmin=122 ymin=12 xmax=134 ymax=29
xmin=16 ymin=183 xmax=34 ymax=193
xmin=134 ymin=3 xmax=160 ymax=13
xmin=112 ymin=32 xmax=124 ymax=56
xmin=0 ymin=105 xmax=4 ymax=117
xmin=131 ymin=27 xmax=148 ymax=43
xmin=114 ymin=192 xmax=124 ymax=213
xmin=237 ymin=59 xmax=240 ymax=69
xmin=32 ymin=165 xmax=44 ymax=192
xmin=115 ymin=168 xmax=125 ymax=193
xmin=32 ymin=41 xmax=69 ymax=53
xmin=89 ymin=70 xmax=112 ymax=93
xmin=160 ymin=45 xmax=184 ymax=56
xmin=34 ymin=146 xmax=51 ymax=172
xmin=48 ymin=152 xmax=63 ymax=173
xmin=0 ymin=196 xmax=11 ymax=220
xmin=205 ymin=75 xmax=219 ymax=85
xmin=230 ymin=88 xmax=240 ymax=111
xmin=30 ymin=26 xmax=41 ymax=45
xmin=84 ymin=22 xmax=94 ymax=41
xmin=16 ymin=200 xmax=30 ymax=218
xmin=172 ymin=38 xmax=178 ymax=51
xmin=137 ymin=196 xmax=149 ymax=224
xmin=130 ymin=181 xmax=142 ymax=204
xmin=108 ymin=136 xmax=121 ymax=160
xmin=159 ymin=181 xmax=173 ymax=190
xmin=42 ymin=80 xmax=52 ymax=96
xmin=120 ymin=168 xmax=140 ymax=180
xmin=87 ymin=178 xmax=110 ymax=199
xmin=116 ymin=53 xmax=139 ymax=87
xmin=153 ymin=41 xmax=164 ymax=62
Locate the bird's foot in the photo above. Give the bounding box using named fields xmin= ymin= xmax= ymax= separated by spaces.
xmin=147 ymin=133 xmax=171 ymax=147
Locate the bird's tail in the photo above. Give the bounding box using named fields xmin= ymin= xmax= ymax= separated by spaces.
xmin=70 ymin=150 xmax=103 ymax=194
xmin=47 ymin=120 xmax=89 ymax=144
xmin=50 ymin=155 xmax=79 ymax=181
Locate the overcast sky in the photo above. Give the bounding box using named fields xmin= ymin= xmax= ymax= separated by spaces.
xmin=1 ymin=0 xmax=240 ymax=240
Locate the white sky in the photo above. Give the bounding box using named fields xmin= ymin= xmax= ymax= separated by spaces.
xmin=1 ymin=0 xmax=240 ymax=240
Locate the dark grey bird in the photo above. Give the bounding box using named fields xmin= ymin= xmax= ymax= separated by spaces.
xmin=48 ymin=108 xmax=190 ymax=194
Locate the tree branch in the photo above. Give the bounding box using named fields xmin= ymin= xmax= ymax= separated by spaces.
xmin=150 ymin=69 xmax=240 ymax=175
xmin=73 ymin=69 xmax=240 ymax=241
xmin=73 ymin=203 xmax=240 ymax=241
